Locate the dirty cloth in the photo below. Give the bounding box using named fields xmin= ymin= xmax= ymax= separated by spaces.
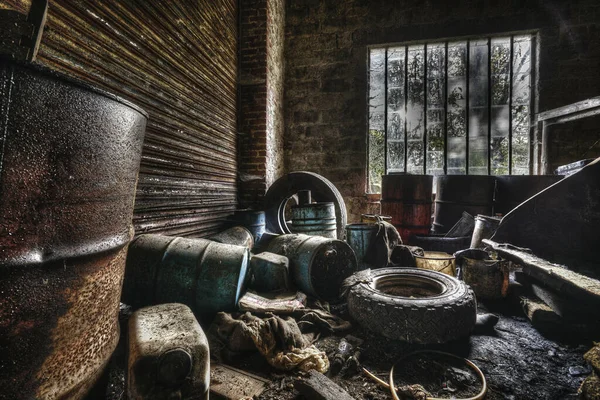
xmin=208 ymin=312 xmax=329 ymax=373
xmin=364 ymin=220 xmax=402 ymax=268
xmin=238 ymin=291 xmax=352 ymax=333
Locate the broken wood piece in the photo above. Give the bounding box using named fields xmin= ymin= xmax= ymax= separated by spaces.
xmin=483 ymin=240 xmax=600 ymax=307
xmin=294 ymin=369 xmax=356 ymax=400
xmin=210 ymin=364 xmax=270 ymax=399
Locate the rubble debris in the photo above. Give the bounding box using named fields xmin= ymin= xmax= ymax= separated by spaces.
xmin=264 ymin=171 xmax=348 ymax=239
xmin=249 ymin=252 xmax=292 ymax=292
xmin=294 ymin=370 xmax=356 ymax=400
xmin=345 ymin=268 xmax=476 ymax=343
xmin=208 ymin=312 xmax=329 ymax=372
xmin=210 ymin=364 xmax=270 ymax=399
xmin=579 ymin=373 xmax=600 ymax=399
xmin=209 ymin=226 xmax=255 ymax=248
xmin=128 ymin=303 xmax=209 ymax=400
xmin=585 ymin=343 xmax=600 ymax=374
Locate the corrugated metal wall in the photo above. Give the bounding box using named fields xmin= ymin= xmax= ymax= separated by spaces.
xmin=1 ymin=0 xmax=238 ymax=237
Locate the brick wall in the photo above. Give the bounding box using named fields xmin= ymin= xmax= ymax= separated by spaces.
xmin=239 ymin=0 xmax=285 ymax=209
xmin=283 ymin=0 xmax=600 ymax=222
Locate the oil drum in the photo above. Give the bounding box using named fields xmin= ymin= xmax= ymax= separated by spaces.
xmin=0 ymin=60 xmax=147 ymax=399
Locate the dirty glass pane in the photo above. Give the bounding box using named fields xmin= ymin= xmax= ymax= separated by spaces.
xmin=491 ymin=105 xmax=509 ymax=175
xmin=513 ymin=36 xmax=531 ymax=75
xmin=426 ymin=44 xmax=445 ymax=175
xmin=387 ymin=112 xmax=404 ymax=140
xmin=491 ymin=38 xmax=510 ymax=105
xmin=469 ymin=40 xmax=489 ymax=175
xmin=512 ymin=104 xmax=530 ymax=173
xmin=387 ymin=140 xmax=405 ymax=173
xmin=387 ymin=47 xmax=405 ymax=88
xmin=368 ymin=48 xmax=386 ymax=192
xmin=406 ymin=45 xmax=425 ymax=138
xmin=447 ymin=137 xmax=466 ymax=174
xmin=512 ymin=73 xmax=530 ymax=105
xmin=407 ymin=140 xmax=424 ymax=174
xmin=448 ymin=41 xmax=467 ymax=175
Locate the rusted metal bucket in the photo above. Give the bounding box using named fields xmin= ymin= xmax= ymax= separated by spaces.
xmin=290 ymin=202 xmax=337 ymax=238
xmin=345 ymin=223 xmax=379 ymax=270
xmin=122 ymin=234 xmax=249 ymax=315
xmin=455 ymin=249 xmax=509 ymax=299
xmin=380 ymin=175 xmax=433 ymax=242
xmin=0 ymin=60 xmax=147 ymax=399
xmin=470 ymin=215 xmax=501 ymax=249
xmin=433 ymin=175 xmax=495 ymax=234
xmin=415 ymin=251 xmax=457 ymax=276
xmin=264 ymin=234 xmax=357 ymax=301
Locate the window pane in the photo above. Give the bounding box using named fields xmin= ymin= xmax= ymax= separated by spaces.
xmin=406 ymin=45 xmax=425 ymax=173
xmin=512 ymin=104 xmax=530 ymax=172
xmin=426 ymin=44 xmax=446 ymax=175
xmin=447 ymin=42 xmax=466 ymax=174
xmin=469 ymin=40 xmax=489 ymax=174
xmin=387 ymin=140 xmax=405 ymax=173
xmin=368 ymin=48 xmax=386 ymax=192
xmin=491 ymin=38 xmax=510 ymax=105
xmin=491 ymin=105 xmax=509 ymax=174
xmin=513 ymin=36 xmax=531 ymax=75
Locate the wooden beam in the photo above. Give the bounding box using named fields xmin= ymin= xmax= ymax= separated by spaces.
xmin=294 ymin=370 xmax=356 ymax=400
xmin=537 ymin=96 xmax=600 ymax=122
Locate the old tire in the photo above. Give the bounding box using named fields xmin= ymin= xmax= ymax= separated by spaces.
xmin=346 ymin=268 xmax=476 ymax=344
xmin=264 ymin=171 xmax=347 ymax=239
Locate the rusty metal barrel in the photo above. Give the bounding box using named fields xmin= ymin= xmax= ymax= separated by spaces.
xmin=264 ymin=234 xmax=357 ymax=301
xmin=380 ymin=175 xmax=433 ymax=242
xmin=494 ymin=175 xmax=563 ymax=216
xmin=0 ymin=60 xmax=147 ymax=399
xmin=433 ymin=175 xmax=495 ymax=234
xmin=290 ymin=202 xmax=337 ymax=238
xmin=232 ymin=209 xmax=266 ymax=243
xmin=122 ymin=234 xmax=249 ymax=315
xmin=345 ymin=223 xmax=379 ymax=270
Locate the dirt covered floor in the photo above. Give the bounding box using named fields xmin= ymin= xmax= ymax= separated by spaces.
xmin=97 ymin=299 xmax=593 ymax=400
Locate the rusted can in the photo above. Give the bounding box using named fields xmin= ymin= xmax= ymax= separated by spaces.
xmin=128 ymin=303 xmax=210 ymax=400
xmin=122 ymin=234 xmax=249 ymax=314
xmin=433 ymin=175 xmax=495 ymax=234
xmin=455 ymin=249 xmax=509 ymax=299
xmin=345 ymin=223 xmax=379 ymax=270
xmin=470 ymin=215 xmax=501 ymax=248
xmin=209 ymin=226 xmax=254 ymax=249
xmin=264 ymin=234 xmax=357 ymax=301
xmin=381 ymin=175 xmax=433 ymax=242
xmin=0 ymin=60 xmax=146 ymax=399
xmin=290 ymin=202 xmax=337 ymax=238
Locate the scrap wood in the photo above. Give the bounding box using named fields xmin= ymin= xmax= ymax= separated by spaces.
xmin=294 ymin=369 xmax=356 ymax=400
xmin=210 ymin=364 xmax=270 ymax=399
xmin=484 ymin=240 xmax=600 ymax=306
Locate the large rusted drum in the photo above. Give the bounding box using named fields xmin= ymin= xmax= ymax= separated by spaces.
xmin=432 ymin=175 xmax=495 ymax=234
xmin=0 ymin=60 xmax=147 ymax=399
xmin=494 ymin=175 xmax=563 ymax=216
xmin=380 ymin=175 xmax=433 ymax=242
xmin=290 ymin=202 xmax=337 ymax=238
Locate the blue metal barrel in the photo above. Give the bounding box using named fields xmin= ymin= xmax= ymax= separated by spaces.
xmin=123 ymin=234 xmax=249 ymax=314
xmin=345 ymin=223 xmax=379 ymax=270
xmin=290 ymin=202 xmax=337 ymax=238
xmin=232 ymin=209 xmax=266 ymax=243
xmin=265 ymin=234 xmax=357 ymax=301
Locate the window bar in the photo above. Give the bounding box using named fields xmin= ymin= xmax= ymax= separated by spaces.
xmin=384 ymin=48 xmax=389 ymax=175
xmin=423 ymin=44 xmax=428 ymax=175
xmin=508 ymin=36 xmax=514 ymax=175
xmin=443 ymin=42 xmax=448 ymax=175
xmin=465 ymin=40 xmax=470 ymax=174
xmin=487 ymin=38 xmax=492 ymax=175
xmin=404 ymin=45 xmax=409 ymax=173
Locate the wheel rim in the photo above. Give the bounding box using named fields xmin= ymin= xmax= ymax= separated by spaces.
xmin=372 ymin=274 xmax=447 ymax=298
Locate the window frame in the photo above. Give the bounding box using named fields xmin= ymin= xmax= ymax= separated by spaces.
xmin=366 ymin=31 xmax=539 ymax=194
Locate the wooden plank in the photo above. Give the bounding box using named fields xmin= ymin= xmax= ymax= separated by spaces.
xmin=483 ymin=240 xmax=600 ymax=306
xmin=294 ymin=370 xmax=356 ymax=400
xmin=210 ymin=364 xmax=270 ymax=400
xmin=537 ymin=96 xmax=600 ymax=122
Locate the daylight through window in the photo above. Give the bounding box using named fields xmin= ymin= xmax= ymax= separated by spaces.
xmin=367 ymin=34 xmax=534 ymax=193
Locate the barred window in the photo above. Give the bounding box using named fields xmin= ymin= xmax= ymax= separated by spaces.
xmin=367 ymin=34 xmax=534 ymax=193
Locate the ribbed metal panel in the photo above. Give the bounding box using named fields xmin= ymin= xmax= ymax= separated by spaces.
xmin=1 ymin=0 xmax=238 ymax=237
